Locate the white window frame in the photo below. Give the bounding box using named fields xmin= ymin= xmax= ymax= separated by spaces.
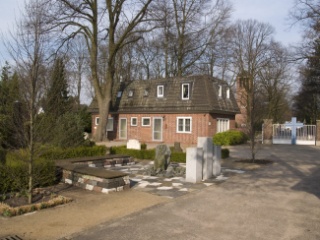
xmin=152 ymin=117 xmax=163 ymax=141
xmin=226 ymin=87 xmax=230 ymax=99
xmin=131 ymin=117 xmax=138 ymax=126
xmin=157 ymin=85 xmax=164 ymax=98
xmin=95 ymin=117 xmax=100 ymax=125
xmin=176 ymin=117 xmax=192 ymax=133
xmin=182 ymin=83 xmax=190 ymax=100
xmin=142 ymin=117 xmax=151 ymax=126
xmin=217 ymin=118 xmax=230 ymax=133
xmin=96 ymin=117 xmax=113 ymax=131
xmin=119 ymin=118 xmax=127 ymax=139
xmin=218 ymin=85 xmax=222 ymax=97
xmin=106 ymin=117 xmax=114 ymax=131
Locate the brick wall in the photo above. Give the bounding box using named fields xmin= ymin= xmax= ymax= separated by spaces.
xmin=92 ymin=112 xmax=236 ymax=145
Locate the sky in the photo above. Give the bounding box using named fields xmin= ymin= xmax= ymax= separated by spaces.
xmin=230 ymin=0 xmax=302 ymax=46
xmin=0 ymin=0 xmax=302 ymax=65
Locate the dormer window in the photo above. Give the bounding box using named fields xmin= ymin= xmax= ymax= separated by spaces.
xmin=218 ymin=85 xmax=222 ymax=97
xmin=117 ymin=91 xmax=122 ymax=98
xmin=128 ymin=90 xmax=134 ymax=97
xmin=226 ymin=87 xmax=230 ymax=99
xmin=182 ymin=83 xmax=190 ymax=100
xmin=157 ymin=85 xmax=164 ymax=98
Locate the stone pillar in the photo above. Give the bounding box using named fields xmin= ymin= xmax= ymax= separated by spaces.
xmin=263 ymin=119 xmax=273 ymax=144
xmin=213 ymin=145 xmax=221 ymax=177
xmin=316 ymin=120 xmax=320 ymax=146
xmin=197 ymin=137 xmax=213 ymax=180
xmin=186 ymin=147 xmax=203 ymax=183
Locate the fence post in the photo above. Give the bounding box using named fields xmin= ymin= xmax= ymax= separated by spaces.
xmin=316 ymin=120 xmax=320 ymax=146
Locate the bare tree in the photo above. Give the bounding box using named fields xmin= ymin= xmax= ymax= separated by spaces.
xmin=257 ymin=42 xmax=292 ymax=123
xmin=50 ymin=0 xmax=154 ymax=141
xmin=289 ymin=0 xmax=320 ymax=60
xmin=197 ymin=0 xmax=233 ymax=80
xmin=5 ymin=0 xmax=54 ymax=203
xmin=230 ymin=19 xmax=275 ymax=161
xmin=66 ymin=36 xmax=89 ymax=107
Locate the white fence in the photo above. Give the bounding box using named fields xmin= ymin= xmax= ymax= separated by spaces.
xmin=273 ymin=124 xmax=316 ymax=145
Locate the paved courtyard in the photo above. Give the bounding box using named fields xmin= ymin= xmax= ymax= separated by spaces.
xmin=70 ymin=145 xmax=320 ymax=240
xmin=1 ymin=144 xmax=320 ymax=240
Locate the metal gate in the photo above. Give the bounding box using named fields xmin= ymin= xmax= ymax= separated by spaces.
xmin=273 ymin=124 xmax=316 ymax=145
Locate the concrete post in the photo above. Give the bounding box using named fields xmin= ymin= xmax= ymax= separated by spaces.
xmin=186 ymin=147 xmax=203 ymax=183
xmin=213 ymin=145 xmax=221 ymax=177
xmin=197 ymin=137 xmax=213 ymax=180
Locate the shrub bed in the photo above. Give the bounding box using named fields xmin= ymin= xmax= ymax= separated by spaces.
xmin=0 ymin=195 xmax=72 ymax=217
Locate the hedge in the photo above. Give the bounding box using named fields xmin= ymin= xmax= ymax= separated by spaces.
xmin=0 ymin=145 xmax=107 ymax=195
xmin=110 ymin=146 xmax=187 ymax=163
xmin=1 ymin=156 xmax=56 ymax=194
xmin=213 ymin=130 xmax=248 ymax=146
xmin=40 ymin=145 xmax=107 ymax=160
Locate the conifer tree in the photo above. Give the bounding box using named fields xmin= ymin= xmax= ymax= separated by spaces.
xmin=293 ymin=39 xmax=320 ymax=124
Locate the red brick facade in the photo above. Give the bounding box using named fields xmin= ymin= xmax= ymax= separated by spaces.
xmin=91 ymin=113 xmax=236 ymax=145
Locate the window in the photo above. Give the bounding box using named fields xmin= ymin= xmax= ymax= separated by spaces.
xmin=218 ymin=85 xmax=222 ymax=97
xmin=95 ymin=117 xmax=113 ymax=130
xmin=107 ymin=118 xmax=114 ymax=131
xmin=176 ymin=117 xmax=192 ymax=133
xmin=157 ymin=85 xmax=164 ymax=98
xmin=182 ymin=83 xmax=190 ymax=100
xmin=117 ymin=91 xmax=122 ymax=98
xmin=217 ymin=118 xmax=229 ymax=133
xmin=131 ymin=117 xmax=137 ymax=126
xmin=128 ymin=90 xmax=134 ymax=97
xmin=144 ymin=89 xmax=149 ymax=97
xmin=226 ymin=88 xmax=230 ymax=99
xmin=142 ymin=117 xmax=151 ymax=126
xmin=95 ymin=117 xmax=100 ymax=125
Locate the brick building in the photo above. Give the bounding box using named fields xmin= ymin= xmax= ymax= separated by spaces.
xmin=89 ymin=75 xmax=240 ymax=145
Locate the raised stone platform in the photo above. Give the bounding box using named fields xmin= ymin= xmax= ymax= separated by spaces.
xmin=56 ymin=155 xmax=134 ymax=194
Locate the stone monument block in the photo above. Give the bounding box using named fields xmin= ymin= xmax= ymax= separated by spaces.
xmin=174 ymin=142 xmax=183 ymax=152
xmin=186 ymin=147 xmax=203 ymax=183
xmin=213 ymin=145 xmax=221 ymax=177
xmin=197 ymin=137 xmax=213 ymax=180
xmin=154 ymin=144 xmax=171 ymax=170
xmin=127 ymin=139 xmax=141 ymax=150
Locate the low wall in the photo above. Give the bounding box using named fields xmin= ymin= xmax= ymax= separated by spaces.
xmin=57 ymin=155 xmax=134 ymax=194
xmin=62 ymin=169 xmax=130 ymax=194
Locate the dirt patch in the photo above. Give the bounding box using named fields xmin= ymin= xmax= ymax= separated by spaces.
xmin=0 ymin=185 xmax=168 ymax=240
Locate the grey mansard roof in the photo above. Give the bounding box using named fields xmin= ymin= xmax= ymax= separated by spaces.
xmin=89 ymin=75 xmax=239 ymax=115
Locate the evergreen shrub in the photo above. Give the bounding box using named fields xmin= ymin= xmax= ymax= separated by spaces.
xmin=213 ymin=130 xmax=248 ymax=146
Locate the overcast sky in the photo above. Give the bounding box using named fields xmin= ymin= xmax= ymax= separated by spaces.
xmin=0 ymin=0 xmax=302 ymax=66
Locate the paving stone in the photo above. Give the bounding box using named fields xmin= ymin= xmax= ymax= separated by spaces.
xmin=106 ymin=161 xmax=245 ymax=199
